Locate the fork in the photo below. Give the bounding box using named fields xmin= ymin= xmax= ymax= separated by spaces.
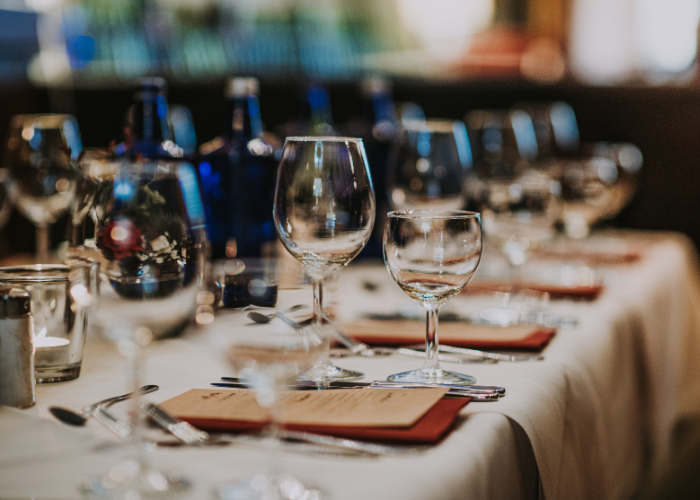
xmin=142 ymin=402 xmax=424 ymax=456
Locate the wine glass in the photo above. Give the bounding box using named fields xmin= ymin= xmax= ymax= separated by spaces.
xmin=384 ymin=210 xmax=482 ymax=385
xmin=480 ymin=171 xmax=560 ymax=274
xmin=467 ymin=109 xmax=560 ymax=274
xmin=211 ymin=319 xmax=324 ymax=500
xmin=71 ymin=158 xmax=206 ymax=498
xmin=4 ymin=114 xmax=82 ymax=262
xmin=274 ymin=137 xmax=375 ymax=381
xmin=386 ymin=119 xmax=473 ymax=211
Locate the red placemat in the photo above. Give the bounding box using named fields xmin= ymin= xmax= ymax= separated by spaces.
xmin=341 ymin=319 xmax=555 ymax=351
xmin=179 ymin=398 xmax=469 ymax=444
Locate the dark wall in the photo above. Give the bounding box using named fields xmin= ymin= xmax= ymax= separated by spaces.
xmin=1 ymin=79 xmax=699 ymax=255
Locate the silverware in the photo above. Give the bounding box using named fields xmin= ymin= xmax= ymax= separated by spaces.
xmin=321 ymin=312 xmax=494 ymax=363
xmin=436 ymin=344 xmax=543 ymax=362
xmin=90 ymin=405 xmax=368 ymax=456
xmin=246 ymin=305 xmax=305 ymax=324
xmin=143 ymin=402 xmax=422 ymax=456
xmin=49 ymin=385 xmax=159 ymax=426
xmin=215 ymin=378 xmax=505 ymax=400
xmin=365 ymin=310 xmax=577 ymax=329
xmin=92 ymin=405 xmax=135 ymax=440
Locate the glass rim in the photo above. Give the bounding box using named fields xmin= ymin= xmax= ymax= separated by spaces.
xmin=386 ymin=210 xmax=480 ymax=220
xmin=284 ymin=136 xmax=364 ymax=143
xmin=0 ymin=264 xmax=71 ymax=283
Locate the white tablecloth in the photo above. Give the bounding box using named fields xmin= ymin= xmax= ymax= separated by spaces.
xmin=2 ymin=231 xmax=700 ymax=500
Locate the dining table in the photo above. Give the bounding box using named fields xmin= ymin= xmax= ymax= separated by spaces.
xmin=2 ymin=230 xmax=700 ymax=500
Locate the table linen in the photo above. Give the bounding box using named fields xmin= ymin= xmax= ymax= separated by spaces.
xmin=1 ymin=231 xmax=700 ymax=500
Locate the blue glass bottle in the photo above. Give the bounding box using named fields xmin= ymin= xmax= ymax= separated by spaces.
xmin=199 ymin=77 xmax=278 ymax=307
xmin=121 ymin=77 xmax=185 ymax=160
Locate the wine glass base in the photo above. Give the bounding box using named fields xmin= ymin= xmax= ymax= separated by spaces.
xmin=387 ymin=368 xmax=476 ymax=385
xmin=79 ymin=460 xmax=190 ymax=499
xmin=298 ymin=364 xmax=364 ymax=382
xmin=217 ymin=473 xmax=323 ymax=500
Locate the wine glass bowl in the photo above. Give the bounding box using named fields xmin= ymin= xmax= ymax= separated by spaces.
xmin=480 ymin=171 xmax=560 ymax=268
xmin=384 ymin=210 xmax=482 ymax=385
xmin=386 ymin=120 xmax=472 ymax=211
xmin=274 ymin=137 xmax=375 ymax=381
xmin=4 ymin=114 xmax=82 ymax=261
xmin=211 ymin=318 xmax=325 ymax=500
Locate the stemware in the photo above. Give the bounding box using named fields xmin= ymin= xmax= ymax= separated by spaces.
xmin=383 ymin=210 xmax=482 ymax=385
xmin=274 ymin=137 xmax=375 ymax=381
xmin=70 ymin=158 xmax=206 ymax=498
xmin=467 ymin=109 xmax=560 ymax=274
xmin=4 ymin=114 xmax=82 ymax=262
xmin=211 ymin=319 xmax=325 ymax=500
xmin=386 ymin=119 xmax=473 ymax=211
xmin=480 ymin=171 xmax=560 ymax=273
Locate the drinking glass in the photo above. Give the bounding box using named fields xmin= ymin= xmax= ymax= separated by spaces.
xmin=386 ymin=119 xmax=473 ymax=211
xmin=274 ymin=137 xmax=375 ymax=381
xmin=4 ymin=114 xmax=82 ymax=262
xmin=384 ymin=210 xmax=482 ymax=385
xmin=480 ymin=171 xmax=560 ymax=273
xmin=71 ymin=158 xmax=206 ymax=498
xmin=212 ymin=320 xmax=324 ymax=500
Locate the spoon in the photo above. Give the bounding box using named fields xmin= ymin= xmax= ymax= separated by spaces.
xmin=49 ymin=384 xmax=159 ymax=426
xmin=247 ymin=304 xmax=305 ymax=324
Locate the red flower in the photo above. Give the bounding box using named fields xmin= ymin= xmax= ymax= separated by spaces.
xmin=102 ymin=220 xmax=143 ymax=260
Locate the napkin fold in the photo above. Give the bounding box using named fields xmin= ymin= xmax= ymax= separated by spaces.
xmin=176 ymin=398 xmax=469 ymax=444
xmin=341 ymin=319 xmax=555 ymax=351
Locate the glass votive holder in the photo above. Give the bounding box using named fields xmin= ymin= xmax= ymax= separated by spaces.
xmin=209 ymin=258 xmax=279 ymax=309
xmin=0 ymin=258 xmax=99 ymax=384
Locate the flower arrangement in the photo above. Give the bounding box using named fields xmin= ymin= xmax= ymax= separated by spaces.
xmin=96 ymin=182 xmax=189 ymax=291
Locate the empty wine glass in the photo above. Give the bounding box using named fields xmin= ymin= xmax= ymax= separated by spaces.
xmin=384 ymin=210 xmax=482 ymax=385
xmin=480 ymin=171 xmax=560 ymax=274
xmin=274 ymin=137 xmax=375 ymax=381
xmin=212 ymin=319 xmax=324 ymax=500
xmin=71 ymin=158 xmax=206 ymax=498
xmin=4 ymin=114 xmax=82 ymax=262
xmin=386 ymin=120 xmax=473 ymax=211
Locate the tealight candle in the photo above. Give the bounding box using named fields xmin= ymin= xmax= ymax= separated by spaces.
xmin=34 ymin=335 xmax=71 ymax=367
xmin=34 ymin=337 xmax=70 ymax=348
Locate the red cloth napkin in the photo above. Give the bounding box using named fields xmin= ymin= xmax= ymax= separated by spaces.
xmin=178 ymin=398 xmax=469 ymax=444
xmin=341 ymin=319 xmax=555 ymax=351
xmin=531 ymin=249 xmax=642 ymax=266
xmin=464 ymin=282 xmax=603 ymax=301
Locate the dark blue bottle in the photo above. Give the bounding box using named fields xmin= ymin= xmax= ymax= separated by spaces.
xmin=122 ymin=77 xmax=185 ymax=160
xmin=199 ymin=77 xmax=278 ymax=307
xmin=346 ymin=77 xmax=396 ymax=258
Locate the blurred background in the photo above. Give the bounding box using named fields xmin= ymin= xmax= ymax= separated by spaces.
xmin=2 ymin=0 xmax=700 ymax=258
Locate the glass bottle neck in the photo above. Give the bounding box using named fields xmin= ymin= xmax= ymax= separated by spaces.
xmin=132 ymin=95 xmax=171 ymax=143
xmin=223 ymin=95 xmax=263 ymax=141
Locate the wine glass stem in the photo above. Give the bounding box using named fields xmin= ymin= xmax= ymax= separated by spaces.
xmin=262 ymin=386 xmax=283 ymax=475
xmin=123 ymin=333 xmax=147 ymax=475
xmin=36 ymin=224 xmax=50 ymax=262
xmin=423 ymin=307 xmax=440 ymax=371
xmin=313 ymin=279 xmax=331 ymax=366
